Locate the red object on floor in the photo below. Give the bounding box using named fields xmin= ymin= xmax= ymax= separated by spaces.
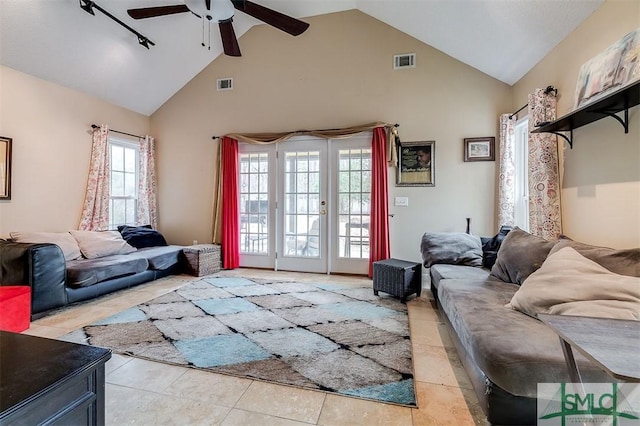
xmin=0 ymin=286 xmax=31 ymax=332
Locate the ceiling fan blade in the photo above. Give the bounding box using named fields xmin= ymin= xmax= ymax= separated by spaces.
xmin=231 ymin=0 xmax=309 ymax=36
xmin=219 ymin=20 xmax=242 ymax=56
xmin=127 ymin=5 xmax=190 ymax=20
xmin=205 ymin=0 xmax=211 ymax=11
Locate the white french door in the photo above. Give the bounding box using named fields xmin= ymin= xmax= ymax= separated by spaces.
xmin=238 ymin=134 xmax=372 ymax=275
xmin=277 ymin=139 xmax=328 ymax=273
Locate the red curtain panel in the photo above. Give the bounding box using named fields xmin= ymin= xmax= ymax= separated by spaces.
xmin=221 ymin=137 xmax=240 ymax=269
xmin=369 ymin=127 xmax=390 ymax=277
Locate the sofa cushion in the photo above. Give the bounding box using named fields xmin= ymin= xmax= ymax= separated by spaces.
xmin=490 ymin=227 xmax=556 ymax=285
xmin=508 ymin=247 xmax=640 ymax=320
xmin=118 ymin=225 xmax=168 ymax=249
xmin=550 ymin=239 xmax=640 ymax=277
xmin=70 ymin=230 xmax=137 ymax=259
xmin=9 ymin=231 xmax=82 ymax=261
xmin=132 ymin=245 xmax=184 ymax=270
xmin=430 ymin=264 xmax=490 ymax=291
xmin=438 ymin=276 xmax=611 ymax=398
xmin=66 ymin=255 xmax=148 ymax=288
xmin=420 ymin=232 xmax=483 ymax=268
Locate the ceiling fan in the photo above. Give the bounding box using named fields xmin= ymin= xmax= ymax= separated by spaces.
xmin=127 ymin=0 xmax=309 ymax=57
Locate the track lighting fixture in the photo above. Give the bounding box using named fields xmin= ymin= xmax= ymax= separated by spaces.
xmin=79 ymin=0 xmax=155 ymax=49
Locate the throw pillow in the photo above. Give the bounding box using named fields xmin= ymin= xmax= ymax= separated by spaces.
xmin=507 ymin=247 xmax=640 ymax=320
xmin=420 ymin=232 xmax=483 ymax=268
xmin=70 ymin=230 xmax=136 ymax=259
xmin=118 ymin=225 xmax=168 ymax=249
xmin=490 ymin=227 xmax=556 ymax=285
xmin=481 ymin=225 xmax=513 ymax=269
xmin=9 ymin=231 xmax=82 ymax=261
xmin=549 ymin=239 xmax=640 ymax=278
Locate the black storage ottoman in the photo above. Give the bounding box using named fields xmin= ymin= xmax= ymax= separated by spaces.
xmin=372 ymin=258 xmax=422 ymax=302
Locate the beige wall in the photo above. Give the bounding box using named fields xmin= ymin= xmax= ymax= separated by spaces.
xmin=513 ymin=0 xmax=640 ymax=248
xmin=5 ymin=5 xmax=633 ymax=260
xmin=0 ymin=66 xmax=150 ymax=236
xmin=152 ymin=10 xmax=512 ymax=262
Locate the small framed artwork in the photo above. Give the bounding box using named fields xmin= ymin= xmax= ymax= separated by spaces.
xmin=0 ymin=136 xmax=11 ymax=200
xmin=396 ymin=140 xmax=435 ymax=187
xmin=464 ymin=137 xmax=495 ymax=162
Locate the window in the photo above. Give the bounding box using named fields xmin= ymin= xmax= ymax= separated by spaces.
xmin=514 ymin=118 xmax=529 ymax=231
xmin=109 ymin=138 xmax=139 ymax=229
xmin=337 ymin=148 xmax=371 ymax=259
xmin=239 ymin=152 xmax=269 ymax=254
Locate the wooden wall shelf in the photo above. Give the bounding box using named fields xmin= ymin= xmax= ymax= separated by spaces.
xmin=532 ymin=80 xmax=640 ymax=148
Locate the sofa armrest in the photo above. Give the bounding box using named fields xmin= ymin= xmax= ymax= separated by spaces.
xmin=0 ymin=241 xmax=67 ymax=314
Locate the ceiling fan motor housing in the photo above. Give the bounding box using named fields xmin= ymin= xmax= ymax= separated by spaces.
xmin=185 ymin=0 xmax=234 ymax=22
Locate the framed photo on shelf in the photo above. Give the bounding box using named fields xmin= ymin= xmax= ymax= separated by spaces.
xmin=463 ymin=137 xmax=495 ymax=162
xmin=396 ymin=140 xmax=435 ymax=187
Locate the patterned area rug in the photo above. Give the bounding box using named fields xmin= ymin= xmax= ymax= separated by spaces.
xmin=64 ymin=275 xmax=416 ymax=406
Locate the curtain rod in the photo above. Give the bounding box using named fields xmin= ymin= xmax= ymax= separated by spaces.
xmin=91 ymin=124 xmax=144 ymax=139
xmin=508 ymin=86 xmax=557 ymax=119
xmin=509 ymin=104 xmax=528 ymax=119
xmin=211 ymin=123 xmax=400 ymax=140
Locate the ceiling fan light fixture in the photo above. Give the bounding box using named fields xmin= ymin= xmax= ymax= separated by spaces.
xmin=185 ymin=0 xmax=234 ymax=22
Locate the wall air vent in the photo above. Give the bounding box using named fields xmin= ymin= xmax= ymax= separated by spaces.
xmin=393 ymin=53 xmax=416 ymax=69
xmin=217 ymin=78 xmax=233 ymax=91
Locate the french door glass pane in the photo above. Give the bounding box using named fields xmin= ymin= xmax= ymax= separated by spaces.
xmin=284 ymin=151 xmax=320 ymax=258
xmin=239 ymin=152 xmax=269 ymax=254
xmin=337 ymin=148 xmax=371 ymax=259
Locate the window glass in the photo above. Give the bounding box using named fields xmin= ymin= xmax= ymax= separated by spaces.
xmin=109 ymin=138 xmax=139 ymax=229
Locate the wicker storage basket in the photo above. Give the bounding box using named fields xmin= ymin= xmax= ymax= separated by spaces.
xmin=372 ymin=258 xmax=422 ymax=302
xmin=182 ymin=244 xmax=221 ymax=276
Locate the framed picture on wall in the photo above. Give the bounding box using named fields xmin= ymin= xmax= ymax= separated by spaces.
xmin=396 ymin=140 xmax=435 ymax=187
xmin=0 ymin=136 xmax=11 ymax=200
xmin=463 ymin=137 xmax=495 ymax=162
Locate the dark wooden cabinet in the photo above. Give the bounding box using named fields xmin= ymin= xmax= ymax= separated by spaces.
xmin=0 ymin=331 xmax=111 ymax=425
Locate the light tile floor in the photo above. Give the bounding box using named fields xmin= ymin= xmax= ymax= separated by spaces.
xmin=24 ymin=269 xmax=488 ymax=425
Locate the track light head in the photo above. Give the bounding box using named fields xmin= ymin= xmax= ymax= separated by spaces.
xmin=79 ymin=0 xmax=95 ymax=15
xmin=138 ymin=36 xmax=151 ymax=49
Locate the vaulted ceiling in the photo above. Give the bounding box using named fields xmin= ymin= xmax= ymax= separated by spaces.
xmin=0 ymin=0 xmax=604 ymax=116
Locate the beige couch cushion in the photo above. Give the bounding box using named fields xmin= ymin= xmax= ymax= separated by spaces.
xmin=508 ymin=247 xmax=640 ymax=320
xmin=10 ymin=231 xmax=82 ymax=261
xmin=70 ymin=230 xmax=136 ymax=259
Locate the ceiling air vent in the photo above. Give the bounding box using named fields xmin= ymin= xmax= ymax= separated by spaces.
xmin=217 ymin=78 xmax=233 ymax=91
xmin=393 ymin=53 xmax=416 ymax=69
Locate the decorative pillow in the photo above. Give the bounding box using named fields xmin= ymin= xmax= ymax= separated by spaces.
xmin=420 ymin=232 xmax=483 ymax=268
xmin=118 ymin=225 xmax=168 ymax=249
xmin=549 ymin=239 xmax=640 ymax=278
xmin=70 ymin=230 xmax=136 ymax=259
xmin=490 ymin=227 xmax=556 ymax=285
xmin=10 ymin=231 xmax=82 ymax=261
xmin=507 ymin=247 xmax=640 ymax=320
xmin=481 ymin=225 xmax=513 ymax=269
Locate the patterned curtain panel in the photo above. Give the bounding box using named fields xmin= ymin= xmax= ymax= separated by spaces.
xmin=527 ymin=89 xmax=563 ymax=239
xmin=138 ymin=136 xmax=158 ymax=229
xmin=497 ymin=114 xmax=516 ymax=227
xmin=79 ymin=125 xmax=110 ymax=231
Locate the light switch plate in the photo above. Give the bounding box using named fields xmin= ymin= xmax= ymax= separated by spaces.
xmin=395 ymin=196 xmax=409 ymax=207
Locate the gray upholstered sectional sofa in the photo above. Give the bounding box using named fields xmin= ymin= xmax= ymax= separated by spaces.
xmin=0 ymin=229 xmax=186 ymax=319
xmin=421 ymin=228 xmax=639 ymax=425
